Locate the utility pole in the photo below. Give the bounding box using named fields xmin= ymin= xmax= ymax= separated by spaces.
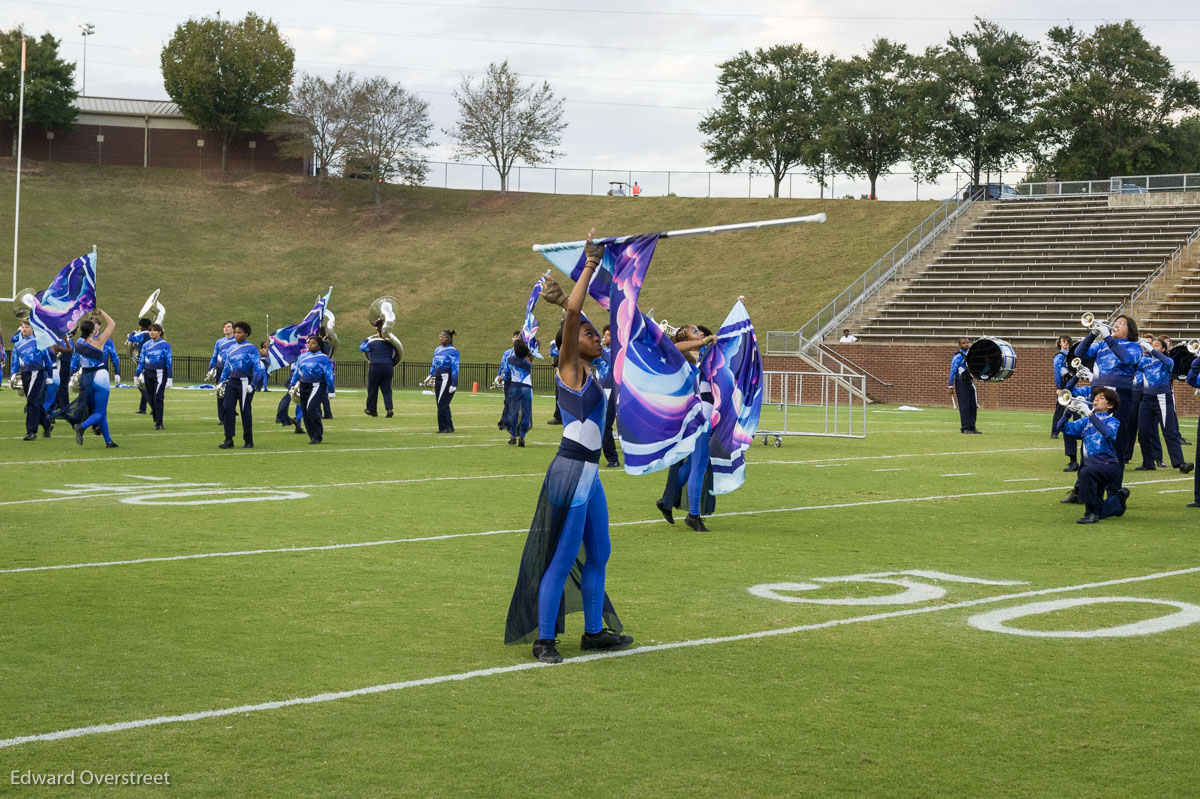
xmin=79 ymin=23 xmax=95 ymax=94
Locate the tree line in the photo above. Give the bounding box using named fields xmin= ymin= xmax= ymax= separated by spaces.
xmin=700 ymin=18 xmax=1200 ymax=198
xmin=1 ymin=16 xmax=565 ymax=215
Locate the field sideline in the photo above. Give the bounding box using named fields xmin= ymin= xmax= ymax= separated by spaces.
xmin=2 ymin=385 xmax=1198 ymax=798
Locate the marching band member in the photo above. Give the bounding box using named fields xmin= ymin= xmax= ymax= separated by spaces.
xmin=596 ymin=324 xmax=620 ymax=468
xmin=1134 ymin=337 xmax=1193 ymax=473
xmin=290 ymin=335 xmax=336 ymax=444
xmin=1074 ymin=315 xmax=1140 ymax=473
xmin=70 ymin=310 xmax=119 ymax=448
xmin=502 ymin=339 xmax=533 ymax=447
xmin=495 ymin=330 xmax=520 ymax=432
xmin=127 ymin=318 xmax=152 ymax=414
xmin=656 ymin=324 xmax=718 ymax=532
xmin=136 ymin=323 xmax=172 ymax=430
xmin=1187 ymin=356 xmax=1200 ymax=508
xmin=219 ymin=321 xmax=266 ymax=449
xmin=546 ymin=338 xmax=562 ymax=425
xmin=10 ymin=320 xmax=57 ymax=440
xmin=948 ymin=337 xmax=979 ymax=433
xmin=317 ymin=328 xmax=334 ymax=418
xmin=505 ymin=229 xmax=630 ymax=663
xmin=208 ymin=321 xmax=236 ymax=425
xmin=360 ymin=320 xmax=397 ymax=418
xmin=1052 ymin=335 xmax=1079 ymax=470
xmin=1061 ymin=387 xmax=1128 ymax=523
xmin=51 ymin=337 xmax=72 ymax=413
xmin=426 ymin=330 xmax=459 ymax=433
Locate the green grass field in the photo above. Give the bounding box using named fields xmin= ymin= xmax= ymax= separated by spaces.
xmin=0 ymin=161 xmax=937 ymax=360
xmin=2 ymin=384 xmax=1198 ymax=797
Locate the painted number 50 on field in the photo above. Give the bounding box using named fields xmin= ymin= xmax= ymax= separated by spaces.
xmin=748 ymin=570 xmax=1200 ymax=639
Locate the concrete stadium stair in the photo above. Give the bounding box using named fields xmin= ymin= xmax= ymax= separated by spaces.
xmin=851 ymin=196 xmax=1200 ymax=345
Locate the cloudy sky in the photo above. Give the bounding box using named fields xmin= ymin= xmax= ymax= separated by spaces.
xmin=7 ymin=0 xmax=1199 ymax=198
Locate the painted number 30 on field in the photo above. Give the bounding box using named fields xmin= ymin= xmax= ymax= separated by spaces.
xmin=748 ymin=570 xmax=1200 ymax=639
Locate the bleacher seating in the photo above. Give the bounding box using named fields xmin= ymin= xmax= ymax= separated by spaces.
xmin=853 ymin=196 xmax=1200 ymax=345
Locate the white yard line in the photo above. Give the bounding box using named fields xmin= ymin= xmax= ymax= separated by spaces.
xmin=1003 ymin=478 xmax=1044 ymax=483
xmin=2 ymin=478 xmax=1189 ymax=575
xmin=3 ymin=564 xmax=1197 ymax=750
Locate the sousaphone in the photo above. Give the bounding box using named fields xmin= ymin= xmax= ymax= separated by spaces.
xmin=129 ymin=289 xmax=166 ymax=359
xmin=11 ymin=287 xmax=37 ymax=320
xmin=369 ymin=295 xmax=404 ymax=365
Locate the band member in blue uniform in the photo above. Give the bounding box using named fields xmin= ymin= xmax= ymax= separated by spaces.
xmin=69 ymin=310 xmax=120 ymax=448
xmin=1187 ymin=357 xmax=1200 ymax=508
xmin=656 ymin=324 xmax=718 ymax=532
xmin=317 ymin=328 xmax=334 ymax=418
xmin=136 ymin=323 xmax=172 ymax=430
xmin=219 ymin=321 xmax=266 ymax=449
xmin=426 ymin=330 xmax=459 ymax=433
xmin=1133 ymin=337 xmax=1193 ymax=473
xmin=1061 ymin=387 xmax=1127 ymax=523
xmin=127 ymin=318 xmax=152 ymax=413
xmin=360 ymin=320 xmax=398 ymax=418
xmin=290 ymin=335 xmax=336 ymax=444
xmin=208 ymin=321 xmax=236 ymax=425
xmin=10 ymin=320 xmax=57 ymax=440
xmin=63 ymin=318 xmax=122 ymax=437
xmin=495 ymin=330 xmax=520 ymax=431
xmin=596 ymin=324 xmax=620 ymax=468
xmin=502 ymin=339 xmax=533 ymax=446
xmin=1075 ymin=315 xmax=1140 ymax=473
xmin=547 ymin=338 xmax=563 ymax=425
xmin=52 ymin=337 xmax=73 ymax=412
xmin=949 ymin=337 xmax=979 ymax=433
xmin=505 ymin=229 xmax=629 ymax=664
xmin=1052 ymin=335 xmax=1079 ymax=469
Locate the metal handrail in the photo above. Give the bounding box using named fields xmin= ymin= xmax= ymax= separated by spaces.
xmin=1120 ymin=225 xmax=1200 ymax=320
xmin=1017 ymin=172 xmax=1200 ymax=198
xmin=765 ymin=186 xmax=985 ymax=355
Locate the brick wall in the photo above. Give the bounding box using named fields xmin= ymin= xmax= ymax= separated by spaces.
xmin=765 ymin=343 xmax=1200 ymax=415
xmin=1 ymin=123 xmax=306 ymax=174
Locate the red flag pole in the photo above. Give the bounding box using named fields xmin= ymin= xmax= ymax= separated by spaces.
xmin=9 ymin=38 xmax=26 ymax=301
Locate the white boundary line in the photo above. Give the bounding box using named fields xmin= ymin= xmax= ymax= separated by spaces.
xmin=2 ymin=477 xmax=1189 ymax=575
xmin=3 ymin=564 xmax=1197 ymax=750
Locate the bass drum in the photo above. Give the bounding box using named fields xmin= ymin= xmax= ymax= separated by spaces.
xmin=967 ymin=337 xmax=1017 ymax=382
xmin=1168 ymin=344 xmax=1195 ymax=382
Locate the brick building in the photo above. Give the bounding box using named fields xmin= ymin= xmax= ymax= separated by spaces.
xmin=0 ymin=96 xmax=308 ymax=174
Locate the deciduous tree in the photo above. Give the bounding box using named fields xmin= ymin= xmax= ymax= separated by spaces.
xmin=161 ymin=13 xmax=294 ymax=171
xmin=345 ymin=76 xmax=433 ymax=216
xmin=0 ymin=28 xmax=77 ymax=157
xmin=275 ymin=71 xmax=357 ymax=188
xmin=445 ymin=61 xmax=565 ymax=192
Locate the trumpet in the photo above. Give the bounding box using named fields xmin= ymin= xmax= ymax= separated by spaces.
xmin=216 ymin=380 xmax=227 ymax=399
xmin=287 ymin=382 xmax=301 ymax=401
xmin=1188 ymin=340 xmax=1200 ymax=356
xmin=1080 ymin=312 xmax=1111 ymax=338
xmin=1070 ymin=357 xmax=1094 ymax=381
xmin=9 ymin=373 xmax=23 ymax=393
xmin=1056 ymin=389 xmax=1092 ymax=414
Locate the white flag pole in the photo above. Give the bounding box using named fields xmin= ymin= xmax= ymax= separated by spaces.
xmin=7 ymin=38 xmax=26 ymax=302
xmin=531 ymin=213 xmax=826 ymax=253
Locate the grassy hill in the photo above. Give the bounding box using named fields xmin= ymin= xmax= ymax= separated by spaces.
xmin=0 ymin=160 xmax=938 ymax=361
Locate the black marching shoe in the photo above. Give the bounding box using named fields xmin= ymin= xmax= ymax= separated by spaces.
xmin=684 ymin=513 xmax=711 ymax=532
xmin=1060 ymin=490 xmax=1081 ymax=505
xmin=1076 ymin=512 xmax=1100 ymax=524
xmin=154 ymin=423 xmax=164 ymax=430
xmin=294 ymin=422 xmax=305 ymax=434
xmin=655 ymin=498 xmax=675 ymax=525
xmin=1179 ymin=462 xmax=1195 ymax=474
xmin=42 ymin=428 xmax=51 ymax=438
xmin=74 ymin=424 xmax=85 ymax=445
xmin=1051 ymin=433 xmax=1060 ymax=440
xmin=22 ymin=432 xmax=37 ymax=441
xmin=105 ymin=441 xmax=118 ymax=448
xmin=518 ymin=438 xmax=525 ymax=448
xmin=580 ymin=629 xmax=634 ymax=652
xmin=547 ymin=418 xmax=561 ymax=425
xmin=508 ymin=436 xmax=517 ymax=445
xmin=1117 ymin=487 xmax=1131 ymax=516
xmin=1134 ymin=464 xmax=1156 ymax=471
xmin=1187 ymin=501 xmax=1200 ymax=508
xmin=242 ymin=442 xmax=254 ymax=449
xmin=219 ymin=439 xmax=235 ymax=449
xmin=363 ymin=409 xmax=377 ymax=417
xmin=605 ymin=460 xmax=620 ymax=468
xmin=1063 ymin=461 xmax=1079 ymax=472
xmin=1156 ymin=461 xmax=1167 ymax=469
xmin=532 ymin=639 xmax=563 ymax=664
xmin=136 ymin=409 xmax=147 ymax=414
xmin=386 ymin=409 xmax=393 ymax=418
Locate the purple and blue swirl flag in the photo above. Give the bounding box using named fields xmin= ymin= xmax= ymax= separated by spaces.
xmin=522 ymin=274 xmax=545 ymax=359
xmin=29 ymin=251 xmax=97 ymax=349
xmin=538 ymin=240 xmax=618 ymax=311
xmin=267 ymin=288 xmax=331 ymax=372
xmin=701 ymin=299 xmax=763 ymax=495
xmin=607 ymin=234 xmax=707 ymax=476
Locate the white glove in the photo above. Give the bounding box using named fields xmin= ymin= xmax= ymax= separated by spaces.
xmin=1139 ymin=339 xmax=1154 ymax=353
xmin=166 ymin=377 xmax=173 ymax=389
xmin=1078 ymin=405 xmax=1092 ymax=417
xmin=114 ymin=375 xmax=122 ymax=384
xmin=422 ymin=375 xmax=435 ymax=388
xmin=1076 ymin=365 xmax=1094 ymax=382
xmin=205 ymin=367 xmax=218 ymax=383
xmin=448 ymin=385 xmax=456 ymax=393
xmin=1093 ymin=323 xmax=1112 ymax=339
xmin=491 ymin=375 xmax=503 ymax=389
xmin=135 ymin=374 xmax=146 ymax=390
xmin=328 ymin=392 xmax=336 ymax=398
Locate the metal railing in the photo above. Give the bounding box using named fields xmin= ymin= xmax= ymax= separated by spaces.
xmin=764 ymin=187 xmax=985 ymax=355
xmin=1118 ymin=225 xmax=1200 ymax=320
xmin=1016 ymin=173 xmax=1200 ymax=198
xmin=758 ymin=370 xmax=867 ymax=440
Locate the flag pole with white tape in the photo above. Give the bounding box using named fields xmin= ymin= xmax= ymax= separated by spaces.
xmin=531 ymin=213 xmax=826 ymax=253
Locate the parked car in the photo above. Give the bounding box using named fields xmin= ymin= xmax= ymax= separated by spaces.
xmin=1118 ymin=183 xmax=1149 ymax=194
xmin=961 ymin=183 xmax=1021 ymax=201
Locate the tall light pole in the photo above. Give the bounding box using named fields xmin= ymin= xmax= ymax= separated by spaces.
xmin=79 ymin=23 xmax=95 ymax=94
